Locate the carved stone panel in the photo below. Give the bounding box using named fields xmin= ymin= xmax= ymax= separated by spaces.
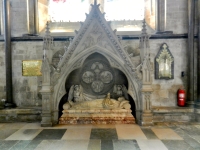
xmin=155 ymin=43 xmax=174 ymax=79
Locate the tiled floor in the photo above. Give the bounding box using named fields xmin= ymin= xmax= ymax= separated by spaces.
xmin=0 ymin=123 xmax=200 ymax=150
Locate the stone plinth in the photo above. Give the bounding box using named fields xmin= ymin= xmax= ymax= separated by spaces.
xmin=59 ymin=109 xmax=135 ymax=124
xmin=0 ymin=107 xmax=41 ymax=122
xmin=152 ymin=106 xmax=195 ymax=124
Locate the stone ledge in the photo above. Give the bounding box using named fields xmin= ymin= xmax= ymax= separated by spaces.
xmin=152 ymin=106 xmax=195 ymax=123
xmin=0 ymin=107 xmax=42 ymax=122
xmin=152 ymin=106 xmax=194 ymax=113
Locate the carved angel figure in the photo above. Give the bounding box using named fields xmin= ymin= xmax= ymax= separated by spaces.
xmin=113 ymin=85 xmax=129 ymax=100
xmin=68 ymin=85 xmax=84 ymax=103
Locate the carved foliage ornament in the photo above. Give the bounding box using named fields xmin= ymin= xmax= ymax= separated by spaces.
xmin=155 ymin=43 xmax=174 ymax=79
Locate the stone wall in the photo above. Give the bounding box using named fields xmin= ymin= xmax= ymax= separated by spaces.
xmin=166 ymin=0 xmax=188 ymax=34
xmin=0 ymin=0 xmax=198 ymax=124
xmin=0 ymin=42 xmax=5 ymax=101
xmin=0 ymin=38 xmax=191 ymax=109
xmin=150 ymin=39 xmax=188 ymax=106
xmin=11 ymin=41 xmax=68 ymax=107
xmin=10 ymin=0 xmax=28 ymax=37
xmin=121 ymin=38 xmax=188 ymax=107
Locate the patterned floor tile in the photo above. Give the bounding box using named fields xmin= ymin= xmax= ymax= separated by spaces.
xmin=141 ymin=128 xmax=158 ymax=139
xmin=88 ymin=139 xmax=101 ymax=150
xmin=180 ymin=125 xmax=200 ymax=136
xmin=54 ymin=124 xmax=92 ymax=129
xmin=33 ymin=129 xmax=67 ymax=140
xmin=5 ymin=129 xmax=42 ymax=140
xmin=23 ymin=140 xmax=42 ymax=150
xmin=10 ymin=140 xmax=32 ymax=150
xmin=137 ymin=139 xmax=168 ymax=150
xmin=61 ymin=128 xmax=91 ymax=140
xmin=151 ymin=128 xmax=183 ymax=140
xmin=162 ymin=140 xmax=195 ymax=150
xmin=173 ymin=128 xmax=200 ymax=149
xmin=90 ymin=128 xmax=118 ymax=140
xmin=0 ymin=140 xmax=19 ymax=150
xmin=0 ymin=123 xmax=27 ymax=129
xmin=113 ymin=140 xmax=140 ymax=150
xmin=0 ymin=129 xmax=18 ymax=140
xmin=21 ymin=123 xmax=44 ymax=129
xmin=59 ymin=140 xmax=89 ymax=150
xmin=116 ymin=124 xmax=147 ymax=140
xmin=0 ymin=123 xmax=5 ymax=129
xmin=34 ymin=140 xmax=65 ymax=150
xmin=92 ymin=124 xmax=116 ymax=128
xmin=101 ymin=140 xmax=113 ymax=150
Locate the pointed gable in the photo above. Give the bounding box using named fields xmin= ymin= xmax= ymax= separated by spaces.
xmin=57 ymin=0 xmax=135 ymax=72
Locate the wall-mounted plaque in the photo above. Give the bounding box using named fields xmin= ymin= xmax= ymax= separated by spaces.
xmin=22 ymin=60 xmax=42 ymax=76
xmin=155 ymin=43 xmax=174 ymax=79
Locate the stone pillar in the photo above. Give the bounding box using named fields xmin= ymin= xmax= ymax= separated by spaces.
xmin=27 ymin=0 xmax=38 ymax=35
xmin=155 ymin=0 xmax=166 ymax=32
xmin=40 ymin=93 xmax=52 ymax=127
xmin=187 ymin=0 xmax=195 ymax=107
xmin=3 ymin=0 xmax=15 ymax=108
xmin=40 ymin=22 xmax=53 ymax=127
xmin=195 ymin=0 xmax=200 ymax=121
xmin=155 ymin=0 xmax=173 ymax=34
xmin=0 ymin=0 xmax=3 ymax=35
xmin=139 ymin=20 xmax=153 ymax=126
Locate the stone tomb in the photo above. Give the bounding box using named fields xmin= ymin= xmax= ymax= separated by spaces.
xmin=40 ymin=1 xmax=152 ymax=126
xmin=59 ymin=109 xmax=135 ymax=124
xmin=59 ymin=92 xmax=135 ymax=124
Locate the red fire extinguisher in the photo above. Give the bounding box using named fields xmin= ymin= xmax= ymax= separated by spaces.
xmin=177 ymin=87 xmax=186 ymax=107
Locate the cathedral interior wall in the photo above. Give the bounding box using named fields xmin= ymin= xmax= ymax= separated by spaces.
xmin=0 ymin=38 xmax=190 ymax=109
xmin=0 ymin=0 xmax=198 ymax=124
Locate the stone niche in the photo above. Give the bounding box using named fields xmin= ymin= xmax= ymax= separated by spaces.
xmin=59 ymin=53 xmax=136 ymax=124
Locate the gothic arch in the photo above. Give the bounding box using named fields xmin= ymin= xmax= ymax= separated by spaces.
xmin=51 ymin=46 xmax=141 ymax=123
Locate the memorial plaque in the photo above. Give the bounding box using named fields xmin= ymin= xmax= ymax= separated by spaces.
xmin=155 ymin=43 xmax=174 ymax=79
xmin=22 ymin=60 xmax=42 ymax=76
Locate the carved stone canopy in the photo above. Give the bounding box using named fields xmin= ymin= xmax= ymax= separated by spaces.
xmin=155 ymin=43 xmax=174 ymax=79
xmin=40 ymin=1 xmax=152 ymax=126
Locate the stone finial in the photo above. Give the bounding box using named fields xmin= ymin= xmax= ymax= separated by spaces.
xmin=91 ymin=0 xmax=100 ymax=7
xmin=45 ymin=21 xmax=50 ymax=36
xmin=43 ymin=21 xmax=53 ymax=59
xmin=139 ymin=19 xmax=150 ymax=62
xmin=141 ymin=19 xmax=147 ymax=36
xmin=94 ymin=0 xmax=97 ymax=5
xmin=43 ymin=22 xmax=53 ymax=47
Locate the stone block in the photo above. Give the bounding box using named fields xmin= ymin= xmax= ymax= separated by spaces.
xmin=13 ymin=55 xmax=23 ymax=60
xmin=152 ymin=84 xmax=161 ymax=90
xmin=159 ymin=90 xmax=169 ymax=98
xmin=0 ymin=86 xmax=4 ymax=92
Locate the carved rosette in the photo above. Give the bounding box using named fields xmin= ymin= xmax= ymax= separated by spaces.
xmin=82 ymin=62 xmax=113 ymax=93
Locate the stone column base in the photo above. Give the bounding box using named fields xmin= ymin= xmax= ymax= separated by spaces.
xmin=195 ymin=103 xmax=200 ymax=122
xmin=41 ymin=113 xmax=52 ymax=127
xmin=141 ymin=112 xmax=153 ymax=126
